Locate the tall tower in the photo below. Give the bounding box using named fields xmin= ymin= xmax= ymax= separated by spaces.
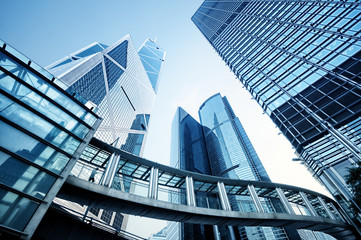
xmin=199 ymin=94 xmax=270 ymax=182
xmin=168 ymin=107 xmax=214 ymax=240
xmin=199 ymin=94 xmax=289 ymax=239
xmin=46 ymin=36 xmax=165 ymax=232
xmin=192 ymin=0 xmax=361 ymax=227
xmin=47 ymin=36 xmax=166 ymax=156
xmin=170 ymin=95 xmax=296 ymax=240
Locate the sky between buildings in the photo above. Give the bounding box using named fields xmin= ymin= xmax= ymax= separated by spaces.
xmin=1 ymin=0 xmax=332 ymax=237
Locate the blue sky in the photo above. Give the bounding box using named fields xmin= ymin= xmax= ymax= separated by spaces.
xmin=1 ymin=0 xmax=331 ymax=237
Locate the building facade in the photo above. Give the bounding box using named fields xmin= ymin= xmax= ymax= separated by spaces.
xmin=0 ymin=40 xmax=101 ymax=239
xmin=47 ymin=36 xmax=165 ymax=156
xmin=199 ymin=94 xmax=289 ymax=240
xmin=46 ymin=36 xmax=165 ymax=232
xmin=192 ymin=0 xmax=361 ymax=229
xmin=168 ymin=107 xmax=214 ymax=240
xmin=169 ymin=95 xmax=294 ymax=239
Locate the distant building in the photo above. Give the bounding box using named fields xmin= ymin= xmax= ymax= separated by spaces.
xmin=170 ymin=94 xmax=291 ymax=239
xmin=192 ymin=0 xmax=361 ymax=229
xmin=149 ymin=227 xmax=167 ymax=240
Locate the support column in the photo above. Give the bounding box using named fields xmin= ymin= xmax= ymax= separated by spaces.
xmin=317 ymin=197 xmax=336 ymax=220
xmin=217 ymin=182 xmax=231 ymax=211
xmin=101 ymin=138 xmax=120 ymax=187
xmin=276 ymin=187 xmax=295 ymax=214
xmin=299 ymin=191 xmax=318 ymax=217
xmin=101 ymin=153 xmax=120 ymax=187
xmin=185 ymin=176 xmax=196 ymax=207
xmin=148 ymin=167 xmax=158 ymax=199
xmin=247 ymin=185 xmax=264 ymax=213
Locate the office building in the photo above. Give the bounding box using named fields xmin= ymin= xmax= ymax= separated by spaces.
xmin=192 ymin=0 xmax=361 ymax=228
xmin=149 ymin=227 xmax=167 ymax=240
xmin=169 ymin=94 xmax=292 ymax=239
xmin=47 ymin=36 xmax=166 ymax=156
xmin=0 ymin=39 xmax=101 ymax=239
xmin=47 ymin=36 xmax=165 ymax=231
xmin=168 ymin=107 xmax=214 ymax=240
xmin=200 ymin=94 xmax=290 ymax=239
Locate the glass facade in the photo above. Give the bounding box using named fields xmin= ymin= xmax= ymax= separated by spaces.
xmin=48 ymin=36 xmax=165 ymax=157
xmin=47 ymin=36 xmax=165 ymax=233
xmin=138 ymin=39 xmax=166 ymax=93
xmin=199 ymin=94 xmax=270 ymax=182
xmin=199 ymin=94 xmax=287 ymax=240
xmin=169 ymin=95 xmax=289 ymax=240
xmin=0 ymin=40 xmax=100 ymax=238
xmin=192 ymin=0 xmax=361 ymax=230
xmin=169 ymin=107 xmax=213 ymax=240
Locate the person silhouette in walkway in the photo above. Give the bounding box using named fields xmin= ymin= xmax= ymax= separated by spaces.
xmin=89 ymin=168 xmax=98 ymax=182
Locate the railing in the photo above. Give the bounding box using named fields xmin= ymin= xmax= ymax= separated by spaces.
xmin=51 ymin=204 xmax=146 ymax=240
xmin=62 ymin=139 xmax=357 ymax=238
xmin=70 ymin=144 xmax=348 ymax=223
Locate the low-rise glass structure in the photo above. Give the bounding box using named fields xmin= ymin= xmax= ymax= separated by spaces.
xmin=0 ymin=40 xmax=101 ymax=239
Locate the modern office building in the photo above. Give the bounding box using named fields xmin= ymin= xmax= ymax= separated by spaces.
xmin=0 ymin=40 xmax=101 ymax=239
xmin=0 ymin=36 xmax=165 ymax=239
xmin=148 ymin=227 xmax=167 ymax=240
xmin=168 ymin=107 xmax=214 ymax=240
xmin=192 ymin=0 xmax=361 ymax=229
xmin=47 ymin=36 xmax=166 ymax=156
xmin=170 ymin=94 xmax=295 ymax=239
xmin=199 ymin=94 xmax=290 ymax=239
xmin=46 ymin=36 xmax=165 ymax=232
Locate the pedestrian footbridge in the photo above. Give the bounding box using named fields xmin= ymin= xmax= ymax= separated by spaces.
xmin=57 ymin=139 xmax=357 ymax=239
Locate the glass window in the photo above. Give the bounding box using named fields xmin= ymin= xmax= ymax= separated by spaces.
xmin=0 ymin=151 xmax=56 ymax=199
xmin=0 ymin=77 xmax=90 ymax=139
xmin=0 ymin=52 xmax=96 ymax=126
xmin=0 ymin=97 xmax=80 ymax=154
xmin=0 ymin=188 xmax=39 ymax=231
xmin=0 ymin=120 xmax=69 ymax=174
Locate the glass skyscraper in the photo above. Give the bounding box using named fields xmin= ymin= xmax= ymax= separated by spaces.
xmin=169 ymin=106 xmax=214 ymax=240
xmin=192 ymin=0 xmax=361 ymax=229
xmin=47 ymin=36 xmax=165 ymax=156
xmin=169 ymin=94 xmax=293 ymax=240
xmin=47 ymin=36 xmax=165 ymax=232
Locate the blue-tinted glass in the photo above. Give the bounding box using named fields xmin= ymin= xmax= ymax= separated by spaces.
xmin=120 ymin=133 xmax=144 ymax=156
xmin=75 ymin=44 xmax=104 ymax=58
xmin=0 ymin=188 xmax=39 ymax=231
xmin=107 ymin=40 xmax=128 ymax=69
xmin=0 ymin=120 xmax=69 ymax=174
xmin=0 ymin=52 xmax=96 ymax=126
xmin=1 ymin=99 xmax=80 ymax=154
xmin=68 ymin=63 xmax=106 ymax=106
xmin=104 ymin=57 xmax=124 ymax=91
xmin=140 ymin=55 xmax=162 ymax=72
xmin=0 ymin=76 xmax=90 ymax=139
xmin=0 ymin=151 xmax=56 ymax=199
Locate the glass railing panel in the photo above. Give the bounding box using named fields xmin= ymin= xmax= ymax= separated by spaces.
xmin=158 ymin=184 xmax=187 ymax=205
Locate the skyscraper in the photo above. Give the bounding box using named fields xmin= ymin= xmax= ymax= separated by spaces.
xmin=192 ymin=0 xmax=361 ymax=229
xmin=169 ymin=107 xmax=214 ymax=240
xmin=47 ymin=36 xmax=165 ymax=232
xmin=199 ymin=94 xmax=289 ymax=239
xmin=170 ymin=94 xmax=293 ymax=240
xmin=48 ymin=35 xmax=166 ymax=156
